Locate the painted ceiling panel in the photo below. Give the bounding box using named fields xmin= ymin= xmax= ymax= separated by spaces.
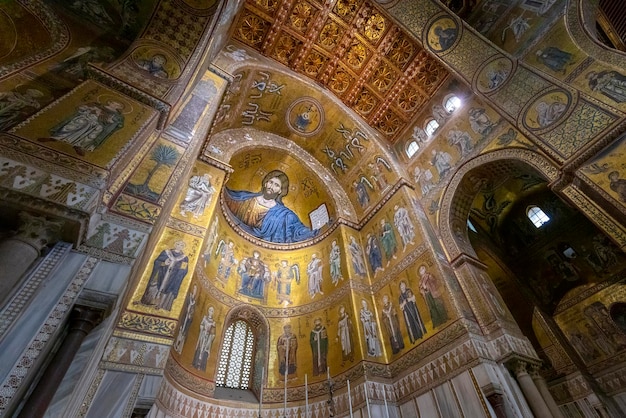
xmin=229 ymin=0 xmax=450 ymax=143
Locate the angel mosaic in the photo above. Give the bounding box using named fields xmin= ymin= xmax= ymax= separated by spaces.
xmin=274 ymin=260 xmax=300 ymax=305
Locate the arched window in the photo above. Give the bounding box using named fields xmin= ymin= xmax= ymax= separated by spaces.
xmin=216 ymin=319 xmax=255 ymax=389
xmin=444 ymin=95 xmax=461 ymax=113
xmin=527 ymin=206 xmax=550 ymax=228
xmin=406 ymin=140 xmax=419 ymax=158
xmin=425 ymin=119 xmax=439 ymax=136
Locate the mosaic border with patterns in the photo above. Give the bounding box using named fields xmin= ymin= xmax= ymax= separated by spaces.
xmin=587 ymin=348 xmax=626 ymax=376
xmin=0 ymin=187 xmax=91 ymax=240
xmin=111 ymin=193 xmax=162 ymax=225
xmin=166 ymin=217 xmax=206 ymax=238
xmin=100 ymin=361 xmax=165 ymax=376
xmin=118 ymin=311 xmax=178 ymax=338
xmin=141 ymin=1 xmax=212 ymax=62
xmin=122 ymin=374 xmax=145 ymax=417
xmin=112 ymin=329 xmax=174 ymax=346
xmin=576 ymin=172 xmax=626 ymax=218
xmin=561 ymin=184 xmax=626 ymax=249
xmin=0 ymin=256 xmax=99 ymax=415
xmin=553 ymin=277 xmax=619 ymax=314
xmin=538 ymin=100 xmax=618 ymax=161
xmin=0 ymin=242 xmax=72 ymax=339
xmin=101 ymin=211 xmax=154 ymax=233
xmin=0 ymin=156 xmax=99 ymax=211
xmin=384 ymin=0 xmax=443 ymax=42
xmin=452 ymin=260 xmax=499 ymax=328
xmin=595 ymin=363 xmax=626 ymax=396
xmin=198 ymin=153 xmax=233 ymax=175
xmin=155 ymin=375 xmax=332 ymax=418
xmin=567 ymin=127 xmax=626 ymax=187
xmin=0 ymin=0 xmax=69 ymax=79
xmin=74 ymin=244 xmax=136 ymax=265
xmin=165 ymin=356 xmax=393 ymax=409
xmin=549 ymin=372 xmax=593 ymax=403
xmin=76 ymin=368 xmax=106 ymax=418
xmin=565 ymin=0 xmax=626 ymax=68
xmin=0 ymin=135 xmax=108 ymax=188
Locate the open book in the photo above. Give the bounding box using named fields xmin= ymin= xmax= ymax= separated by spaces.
xmin=309 ymin=203 xmax=329 ymax=230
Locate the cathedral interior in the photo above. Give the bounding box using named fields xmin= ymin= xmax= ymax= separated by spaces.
xmin=1 ymin=0 xmax=626 ymax=417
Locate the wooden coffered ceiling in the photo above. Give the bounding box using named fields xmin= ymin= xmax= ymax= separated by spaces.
xmin=230 ymin=0 xmax=450 ymax=143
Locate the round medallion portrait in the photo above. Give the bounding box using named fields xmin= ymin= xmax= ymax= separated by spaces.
xmin=523 ymin=90 xmax=571 ymax=131
xmin=286 ymin=97 xmax=324 ymax=137
xmin=475 ymin=56 xmax=513 ymax=94
xmin=426 ymin=16 xmax=459 ymax=53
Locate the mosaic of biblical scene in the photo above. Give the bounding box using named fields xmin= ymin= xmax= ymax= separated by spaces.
xmin=201 ymin=218 xmax=350 ymax=307
xmin=0 ymin=79 xmax=52 ymax=132
xmin=475 ymin=56 xmax=513 ymax=94
xmin=581 ymin=135 xmax=626 ymax=209
xmin=426 ymin=16 xmax=459 ymax=53
xmin=523 ymin=90 xmax=571 ymax=131
xmin=0 ymin=2 xmax=56 ymax=69
xmin=476 ymin=0 xmax=564 ymax=55
xmin=12 ymin=81 xmax=155 ymax=168
xmin=125 ymin=139 xmax=185 ymax=202
xmin=172 ymin=286 xmax=226 ymax=375
xmin=499 ymin=190 xmax=626 ymax=312
xmin=523 ymin=20 xmax=584 ymax=80
xmin=50 ymin=0 xmax=155 ymax=40
xmin=572 ymin=64 xmax=626 ymax=111
xmin=555 ymin=284 xmax=626 ymax=366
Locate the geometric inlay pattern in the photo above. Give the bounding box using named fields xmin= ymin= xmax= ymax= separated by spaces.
xmin=541 ymin=101 xmax=616 ymax=159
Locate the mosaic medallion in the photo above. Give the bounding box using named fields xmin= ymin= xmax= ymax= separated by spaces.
xmin=286 ymin=97 xmax=324 ymax=136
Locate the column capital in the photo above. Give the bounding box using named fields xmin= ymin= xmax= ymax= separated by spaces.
xmin=69 ymin=305 xmax=105 ymax=335
xmin=528 ymin=363 xmax=543 ymax=379
xmin=505 ymin=357 xmax=541 ymax=377
xmin=13 ymin=212 xmax=64 ymax=252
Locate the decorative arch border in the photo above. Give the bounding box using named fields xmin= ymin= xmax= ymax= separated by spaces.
xmin=438 ymin=148 xmax=560 ymax=261
xmin=566 ymin=0 xmax=626 ymax=67
xmin=0 ymin=0 xmax=69 ymax=79
xmin=222 ymin=303 xmax=270 ymax=342
xmin=206 ymin=127 xmax=358 ymax=225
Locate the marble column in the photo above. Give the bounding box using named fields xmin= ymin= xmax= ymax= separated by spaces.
xmin=588 ymin=395 xmax=610 ymax=418
xmin=511 ymin=361 xmax=554 ymax=418
xmin=530 ymin=366 xmax=563 ymax=418
xmin=0 ymin=212 xmax=63 ymax=306
xmin=486 ymin=392 xmax=507 ymax=418
xmin=17 ymin=305 xmax=103 ymax=418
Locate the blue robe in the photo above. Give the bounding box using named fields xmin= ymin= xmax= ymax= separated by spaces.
xmin=224 ymin=189 xmax=318 ymax=243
